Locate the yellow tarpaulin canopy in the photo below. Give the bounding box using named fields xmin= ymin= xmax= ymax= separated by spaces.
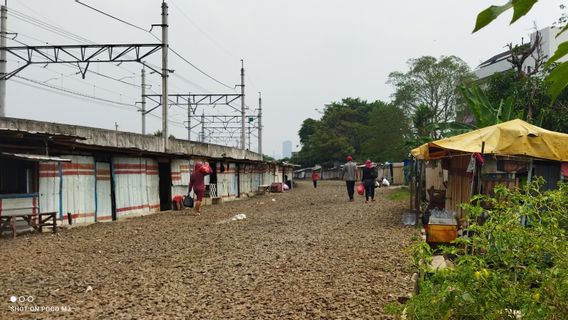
xmin=411 ymin=119 xmax=568 ymax=161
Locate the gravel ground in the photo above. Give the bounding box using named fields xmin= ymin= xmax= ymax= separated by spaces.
xmin=1 ymin=180 xmax=417 ymax=319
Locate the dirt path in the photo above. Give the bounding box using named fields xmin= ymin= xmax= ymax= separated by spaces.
xmin=1 ymin=180 xmax=417 ymax=319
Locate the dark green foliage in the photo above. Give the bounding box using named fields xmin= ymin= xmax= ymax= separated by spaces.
xmin=298 ymin=118 xmax=318 ymax=145
xmin=262 ymin=154 xmax=275 ymax=161
xmin=362 ymin=103 xmax=410 ymax=162
xmin=484 ymin=69 xmax=568 ymax=133
xmin=152 ymin=130 xmax=176 ymax=139
xmin=396 ymin=181 xmax=568 ymax=319
xmin=293 ymin=98 xmax=410 ymax=167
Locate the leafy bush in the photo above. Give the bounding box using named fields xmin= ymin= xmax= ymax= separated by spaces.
xmin=398 ymin=180 xmax=568 ymax=319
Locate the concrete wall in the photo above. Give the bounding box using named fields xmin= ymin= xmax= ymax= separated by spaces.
xmin=0 ymin=117 xmax=262 ymax=161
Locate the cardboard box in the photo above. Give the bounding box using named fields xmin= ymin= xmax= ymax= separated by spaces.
xmin=426 ymin=224 xmax=457 ymax=243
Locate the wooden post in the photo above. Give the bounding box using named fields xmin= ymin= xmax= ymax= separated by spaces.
xmin=51 ymin=212 xmax=57 ymax=233
xmin=410 ymin=159 xmax=415 ymax=213
xmin=476 ymin=142 xmax=485 ymax=195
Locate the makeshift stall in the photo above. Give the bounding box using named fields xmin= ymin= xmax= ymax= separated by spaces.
xmin=411 ymin=119 xmax=568 ymax=243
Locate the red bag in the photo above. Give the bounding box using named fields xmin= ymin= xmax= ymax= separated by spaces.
xmin=201 ymin=162 xmax=212 ymax=173
xmin=356 ymin=183 xmax=364 ymax=195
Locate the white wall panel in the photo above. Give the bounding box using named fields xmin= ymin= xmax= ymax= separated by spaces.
xmin=60 ymin=155 xmax=96 ymax=224
xmin=95 ymin=162 xmax=112 ymax=222
xmin=39 ymin=161 xmax=60 ymax=220
xmin=146 ymin=159 xmax=160 ymax=213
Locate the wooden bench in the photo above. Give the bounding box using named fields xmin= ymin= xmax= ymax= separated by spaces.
xmin=0 ymin=212 xmax=57 ymax=238
xmin=257 ymin=185 xmax=271 ymax=195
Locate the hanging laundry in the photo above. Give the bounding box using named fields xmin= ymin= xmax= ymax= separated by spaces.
xmin=561 ymin=162 xmax=568 ymax=177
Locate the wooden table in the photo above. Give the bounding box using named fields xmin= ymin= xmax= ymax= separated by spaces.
xmin=257 ymin=185 xmax=271 ymax=195
xmin=0 ymin=212 xmax=57 ymax=238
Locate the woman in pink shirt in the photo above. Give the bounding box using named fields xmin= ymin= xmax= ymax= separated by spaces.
xmin=188 ymin=161 xmax=211 ymax=215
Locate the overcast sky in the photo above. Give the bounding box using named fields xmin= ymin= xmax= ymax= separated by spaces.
xmin=4 ymin=0 xmax=563 ymax=158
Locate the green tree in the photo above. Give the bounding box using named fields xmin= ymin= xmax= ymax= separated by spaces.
xmin=295 ymin=97 xmax=409 ymax=167
xmin=319 ymin=98 xmax=374 ymax=154
xmin=388 ymin=56 xmax=475 ymax=139
xmin=484 ymin=68 xmax=568 ymax=133
xmin=427 ymin=83 xmax=523 ymax=137
xmin=412 ymin=104 xmax=436 ymax=137
xmin=306 ymin=127 xmax=355 ymax=166
xmin=362 ymin=103 xmax=410 ymax=162
xmin=296 ymin=98 xmax=373 ymax=166
xmin=298 ymin=118 xmax=318 ymax=145
xmin=262 ymin=154 xmax=275 ymax=161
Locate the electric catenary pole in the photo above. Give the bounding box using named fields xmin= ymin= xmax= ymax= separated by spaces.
xmin=161 ymin=1 xmax=169 ymax=151
xmin=258 ymin=92 xmax=262 ymax=157
xmin=142 ymin=88 xmax=260 ymax=150
xmin=141 ymin=67 xmax=146 ymax=135
xmin=0 ymin=3 xmax=7 ymax=117
xmin=187 ymin=92 xmax=191 ymax=141
xmin=240 ymin=59 xmax=245 ymax=150
xmin=0 ymin=3 xmax=163 ymax=124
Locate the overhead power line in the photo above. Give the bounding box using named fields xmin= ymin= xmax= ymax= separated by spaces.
xmin=2 ymin=34 xmax=143 ymax=91
xmin=9 ymin=1 xmax=241 ymax=142
xmin=12 ymin=0 xmax=92 ymax=43
xmin=8 ymin=36 xmax=150 ymax=90
xmin=14 ymin=75 xmax=186 ymax=130
xmin=73 ymin=0 xmax=235 ymax=91
xmin=6 ymin=28 xmax=48 ymax=44
xmin=14 ymin=75 xmax=136 ymax=108
xmin=169 ymin=0 xmax=237 ymax=60
xmin=168 ymin=47 xmax=235 ymax=90
xmin=2 ymin=35 xmax=140 ymax=101
xmin=9 ymin=7 xmax=94 ymax=44
xmin=74 ymin=0 xmax=161 ymax=41
xmin=6 ymin=2 xmax=186 ymax=134
xmin=14 ymin=76 xmax=186 ymax=131
xmin=9 ymin=4 xmax=162 ymax=86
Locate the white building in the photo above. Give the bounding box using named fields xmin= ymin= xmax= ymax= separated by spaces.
xmin=474 ymin=26 xmax=568 ymax=80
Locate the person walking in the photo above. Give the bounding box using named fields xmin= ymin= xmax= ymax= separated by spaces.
xmin=188 ymin=161 xmax=211 ymax=216
xmin=341 ymin=156 xmax=358 ymax=201
xmin=362 ymin=159 xmax=377 ymax=203
xmin=311 ymin=168 xmax=320 ymax=188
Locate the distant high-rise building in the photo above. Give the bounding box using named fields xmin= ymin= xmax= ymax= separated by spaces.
xmin=282 ymin=140 xmax=292 ymax=159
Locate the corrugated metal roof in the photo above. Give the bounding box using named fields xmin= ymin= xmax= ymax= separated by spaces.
xmin=281 ymin=161 xmax=301 ymax=167
xmin=1 ymin=152 xmax=72 ymax=162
